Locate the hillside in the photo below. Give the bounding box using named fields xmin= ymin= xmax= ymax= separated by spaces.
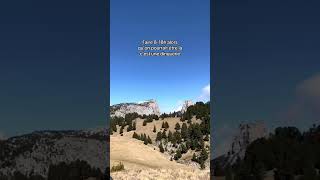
xmin=212 ymin=124 xmax=320 ymax=180
xmin=0 ymin=129 xmax=108 ymax=179
xmin=110 ymin=101 xmax=211 ymax=179
xmin=110 ymin=117 xmax=210 ymax=179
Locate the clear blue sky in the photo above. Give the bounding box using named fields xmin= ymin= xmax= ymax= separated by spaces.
xmin=0 ymin=0 xmax=107 ymax=137
xmin=110 ymin=0 xmax=210 ymax=113
xmin=213 ymin=0 xmax=320 ymax=157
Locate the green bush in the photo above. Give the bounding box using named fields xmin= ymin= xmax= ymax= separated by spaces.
xmin=111 ymin=162 xmax=125 ymax=172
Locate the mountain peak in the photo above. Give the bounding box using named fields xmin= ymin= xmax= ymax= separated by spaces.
xmin=111 ymin=100 xmax=160 ymax=117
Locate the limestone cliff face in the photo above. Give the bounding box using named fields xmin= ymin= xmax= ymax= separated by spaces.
xmin=110 ymin=99 xmax=160 ymax=117
xmin=227 ymin=121 xmax=267 ymax=164
xmin=180 ymin=100 xmax=194 ymax=113
xmin=213 ymin=121 xmax=267 ymax=167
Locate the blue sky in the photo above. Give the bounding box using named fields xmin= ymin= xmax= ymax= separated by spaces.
xmin=213 ymin=0 xmax=320 ymax=157
xmin=0 ymin=0 xmax=107 ymax=137
xmin=110 ymin=0 xmax=210 ymax=112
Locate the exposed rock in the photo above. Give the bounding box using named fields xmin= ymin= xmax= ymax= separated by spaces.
xmin=0 ymin=128 xmax=109 ymax=178
xmin=180 ymin=100 xmax=194 ymax=113
xmin=213 ymin=121 xmax=267 ymax=167
xmin=110 ymin=99 xmax=160 ymax=118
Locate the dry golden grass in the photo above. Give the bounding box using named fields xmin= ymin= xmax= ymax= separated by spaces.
xmin=110 ymin=117 xmax=210 ymax=179
xmin=110 ymin=135 xmax=187 ymax=170
xmin=111 ymin=168 xmax=210 ymax=180
xmin=113 ymin=117 xmax=201 ymax=140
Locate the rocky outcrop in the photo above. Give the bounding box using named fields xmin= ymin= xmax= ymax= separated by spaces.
xmin=213 ymin=121 xmax=267 ymax=167
xmin=0 ymin=128 xmax=108 ymax=178
xmin=110 ymin=99 xmax=160 ymax=117
xmin=180 ymin=100 xmax=194 ymax=113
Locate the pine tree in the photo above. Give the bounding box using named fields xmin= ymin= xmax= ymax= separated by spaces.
xmin=120 ymin=126 xmax=124 ymax=134
xmin=162 ymin=131 xmax=167 ymax=139
xmin=180 ymin=116 xmax=185 ymax=122
xmin=204 ymin=134 xmax=209 ymax=141
xmin=174 ymin=149 xmax=182 ymax=160
xmin=168 ymin=131 xmax=173 ymax=142
xmin=132 ymin=121 xmax=136 ymax=130
xmin=132 ymin=132 xmax=139 ymax=139
xmin=156 ymin=132 xmax=162 ymax=141
xmin=171 ymin=133 xmax=177 ymax=146
xmin=200 ymin=160 xmax=205 ymax=169
xmin=175 ymin=123 xmax=181 ymax=130
xmin=187 ymin=118 xmax=192 ymax=124
xmin=180 ymin=143 xmax=187 ymax=154
xmin=147 ymin=135 xmax=152 ymax=144
xmin=127 ymin=123 xmax=133 ymax=132
xmin=159 ymin=143 xmax=164 ymax=153
xmin=181 ymin=123 xmax=188 ymax=139
xmin=112 ymin=124 xmax=117 ymax=133
xmin=165 ymin=122 xmax=169 ymax=129
xmin=143 ymin=120 xmax=147 ymax=126
xmin=174 ymin=131 xmax=182 ymax=144
xmin=200 ymin=149 xmax=208 ymax=162
xmin=161 ymin=122 xmax=165 ymax=128
xmin=153 ymin=125 xmax=156 ymax=133
xmin=143 ymin=133 xmax=147 ymax=141
xmin=192 ymin=153 xmax=197 ymax=162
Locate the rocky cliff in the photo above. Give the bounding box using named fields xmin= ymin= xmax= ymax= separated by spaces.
xmin=110 ymin=99 xmax=160 ymax=117
xmin=213 ymin=121 xmax=267 ymax=167
xmin=0 ymin=128 xmax=108 ymax=178
xmin=180 ymin=100 xmax=194 ymax=113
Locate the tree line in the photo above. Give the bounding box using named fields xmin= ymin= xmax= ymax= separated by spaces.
xmin=214 ymin=124 xmax=320 ymax=180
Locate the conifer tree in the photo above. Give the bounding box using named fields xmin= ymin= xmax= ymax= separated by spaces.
xmin=132 ymin=132 xmax=139 ymax=139
xmin=168 ymin=131 xmax=173 ymax=142
xmin=187 ymin=118 xmax=192 ymax=124
xmin=147 ymin=135 xmax=152 ymax=144
xmin=174 ymin=131 xmax=182 ymax=144
xmin=159 ymin=143 xmax=164 ymax=153
xmin=180 ymin=143 xmax=187 ymax=154
xmin=153 ymin=125 xmax=156 ymax=133
xmin=161 ymin=122 xmax=165 ymax=128
xmin=192 ymin=153 xmax=197 ymax=162
xmin=127 ymin=123 xmax=133 ymax=132
xmin=165 ymin=122 xmax=169 ymax=129
xmin=132 ymin=121 xmax=136 ymax=130
xmin=162 ymin=131 xmax=167 ymax=139
xmin=120 ymin=126 xmax=124 ymax=134
xmin=180 ymin=116 xmax=185 ymax=122
xmin=143 ymin=120 xmax=147 ymax=126
xmin=200 ymin=160 xmax=205 ymax=169
xmin=181 ymin=123 xmax=188 ymax=139
xmin=156 ymin=132 xmax=162 ymax=141
xmin=204 ymin=134 xmax=209 ymax=141
xmin=174 ymin=149 xmax=182 ymax=160
xmin=200 ymin=148 xmax=208 ymax=162
xmin=175 ymin=123 xmax=181 ymax=130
